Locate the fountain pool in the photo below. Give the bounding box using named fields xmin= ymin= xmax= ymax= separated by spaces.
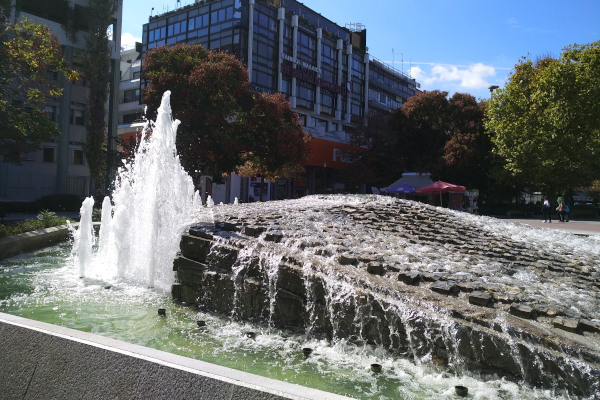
xmin=0 ymin=242 xmax=579 ymax=399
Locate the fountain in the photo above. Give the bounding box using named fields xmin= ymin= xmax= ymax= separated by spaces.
xmin=174 ymin=196 xmax=600 ymax=398
xmin=70 ymin=90 xmax=201 ymax=290
xmin=1 ymin=91 xmax=599 ymax=399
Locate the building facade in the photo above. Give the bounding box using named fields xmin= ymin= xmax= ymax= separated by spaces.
xmin=141 ymin=0 xmax=417 ymax=201
xmin=0 ymin=0 xmax=122 ymax=202
xmin=117 ymin=42 xmax=145 ymax=150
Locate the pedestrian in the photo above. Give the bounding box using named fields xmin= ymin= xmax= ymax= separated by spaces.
xmin=556 ymin=197 xmax=566 ymax=222
xmin=541 ymin=199 xmax=552 ymax=223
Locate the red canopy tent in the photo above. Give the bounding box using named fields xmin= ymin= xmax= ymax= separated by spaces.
xmin=415 ymin=181 xmax=466 ymax=207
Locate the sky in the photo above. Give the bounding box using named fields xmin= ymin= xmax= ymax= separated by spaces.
xmin=121 ymin=0 xmax=600 ymax=100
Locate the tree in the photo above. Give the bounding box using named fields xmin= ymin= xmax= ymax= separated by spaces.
xmin=342 ymin=112 xmax=400 ymax=189
xmin=236 ymin=92 xmax=310 ymax=200
xmin=485 ymin=41 xmax=600 ymax=196
xmin=83 ymin=0 xmax=118 ymax=193
xmin=442 ymin=93 xmax=492 ymax=189
xmin=390 ymin=90 xmax=453 ymax=176
xmin=0 ymin=11 xmax=80 ymax=162
xmin=143 ymin=44 xmax=252 ymax=184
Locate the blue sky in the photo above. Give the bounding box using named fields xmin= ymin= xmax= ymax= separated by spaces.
xmin=121 ymin=0 xmax=600 ymax=100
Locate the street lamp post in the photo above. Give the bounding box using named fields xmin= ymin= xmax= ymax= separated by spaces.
xmin=488 ymin=85 xmax=499 ymax=99
xmin=323 ymin=162 xmax=327 ymax=194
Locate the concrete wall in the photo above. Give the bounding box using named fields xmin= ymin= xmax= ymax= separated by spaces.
xmin=0 ymin=312 xmax=350 ymax=400
xmin=0 ymin=225 xmax=71 ymax=260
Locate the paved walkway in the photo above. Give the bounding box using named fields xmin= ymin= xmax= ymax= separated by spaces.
xmin=505 ymin=217 xmax=600 ymax=236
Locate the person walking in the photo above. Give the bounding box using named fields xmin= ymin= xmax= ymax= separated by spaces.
xmin=556 ymin=197 xmax=566 ymax=222
xmin=542 ymin=199 xmax=552 ymax=223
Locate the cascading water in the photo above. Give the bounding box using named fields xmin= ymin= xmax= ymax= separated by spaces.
xmin=70 ymin=91 xmax=201 ymax=290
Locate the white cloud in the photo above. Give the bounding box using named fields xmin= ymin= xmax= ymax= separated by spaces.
xmin=409 ymin=62 xmax=497 ymax=90
xmin=121 ymin=32 xmax=141 ymax=47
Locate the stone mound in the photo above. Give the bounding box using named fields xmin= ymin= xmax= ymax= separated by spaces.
xmin=173 ymin=195 xmax=600 ymax=397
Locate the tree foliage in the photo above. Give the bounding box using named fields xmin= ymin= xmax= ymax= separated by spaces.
xmin=384 ymin=90 xmax=490 ymax=189
xmin=0 ymin=11 xmax=80 ymax=162
xmin=83 ymin=0 xmax=118 ymax=189
xmin=144 ymin=44 xmax=251 ymax=183
xmin=144 ymin=44 xmax=309 ymax=188
xmin=485 ymin=40 xmax=600 ymax=196
xmin=237 ymin=92 xmax=310 ymax=199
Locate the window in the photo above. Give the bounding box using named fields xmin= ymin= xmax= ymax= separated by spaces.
xmin=132 ymin=71 xmax=141 ymax=79
xmin=123 ymin=89 xmax=140 ymax=103
xmin=70 ymin=107 xmax=85 ymax=125
xmin=73 ymin=150 xmax=84 ymax=165
xmin=45 ymin=105 xmax=57 ymax=122
xmin=43 ymin=147 xmax=55 ymax=163
xmin=123 ymin=113 xmax=142 ymax=124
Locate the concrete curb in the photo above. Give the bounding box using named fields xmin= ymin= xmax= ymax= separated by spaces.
xmin=0 ymin=312 xmax=351 ymax=400
xmin=0 ymin=224 xmax=72 ymax=260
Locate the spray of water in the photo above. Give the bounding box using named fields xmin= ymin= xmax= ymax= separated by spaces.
xmin=71 ymin=91 xmax=201 ymax=290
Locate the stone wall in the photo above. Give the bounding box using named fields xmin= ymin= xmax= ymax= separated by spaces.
xmin=173 ymin=195 xmax=600 ymax=398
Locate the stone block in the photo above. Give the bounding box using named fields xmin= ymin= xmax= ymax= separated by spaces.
xmin=179 ymin=234 xmax=212 ymax=262
xmin=553 ymin=317 xmax=580 ymax=334
xmin=206 ymin=245 xmax=239 ymax=272
xmin=579 ymin=319 xmax=600 ymax=334
xmin=469 ymin=291 xmax=493 ymax=307
xmin=366 ymin=262 xmax=385 ymax=276
xmin=398 ymin=271 xmax=421 ymax=285
xmin=509 ymin=304 xmax=535 ymax=319
xmin=431 ymin=280 xmax=458 ymax=296
xmin=338 ymin=253 xmax=357 ymax=265
xmin=264 ymin=232 xmax=283 ymax=243
xmin=242 ymin=225 xmax=265 ymax=237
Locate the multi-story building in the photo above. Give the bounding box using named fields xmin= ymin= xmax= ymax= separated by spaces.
xmin=117 ymin=42 xmax=145 ymax=149
xmin=141 ymin=0 xmax=417 ymax=201
xmin=0 ymin=0 xmax=122 ymax=202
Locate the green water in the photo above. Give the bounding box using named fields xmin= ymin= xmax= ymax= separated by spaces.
xmin=0 ymin=244 xmax=569 ymax=399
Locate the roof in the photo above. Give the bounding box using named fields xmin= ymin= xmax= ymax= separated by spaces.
xmin=383 ymin=173 xmax=433 ymax=191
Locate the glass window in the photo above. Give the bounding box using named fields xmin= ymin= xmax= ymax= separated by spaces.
xmin=43 ymin=147 xmax=55 ymax=163
xmin=70 ymin=108 xmax=85 ymax=125
xmin=123 ymin=89 xmax=140 ymax=103
xmin=73 ymin=149 xmax=84 ymax=165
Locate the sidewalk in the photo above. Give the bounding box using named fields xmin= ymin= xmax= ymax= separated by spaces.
xmin=505 ymin=217 xmax=600 ymax=236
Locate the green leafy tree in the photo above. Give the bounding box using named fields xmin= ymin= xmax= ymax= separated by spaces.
xmin=237 ymin=91 xmax=310 ymax=200
xmin=485 ymin=41 xmax=600 ymax=196
xmin=0 ymin=11 xmax=80 ymax=162
xmin=143 ymin=44 xmax=252 ymax=184
xmin=83 ymin=0 xmax=118 ymax=193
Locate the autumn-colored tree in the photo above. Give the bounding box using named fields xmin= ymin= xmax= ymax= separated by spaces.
xmin=143 ymin=44 xmax=252 ymax=184
xmin=442 ymin=93 xmax=491 ymax=189
xmin=0 ymin=12 xmax=80 ymax=162
xmin=485 ymin=41 xmax=600 ymax=196
xmin=237 ymin=92 xmax=310 ymax=200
